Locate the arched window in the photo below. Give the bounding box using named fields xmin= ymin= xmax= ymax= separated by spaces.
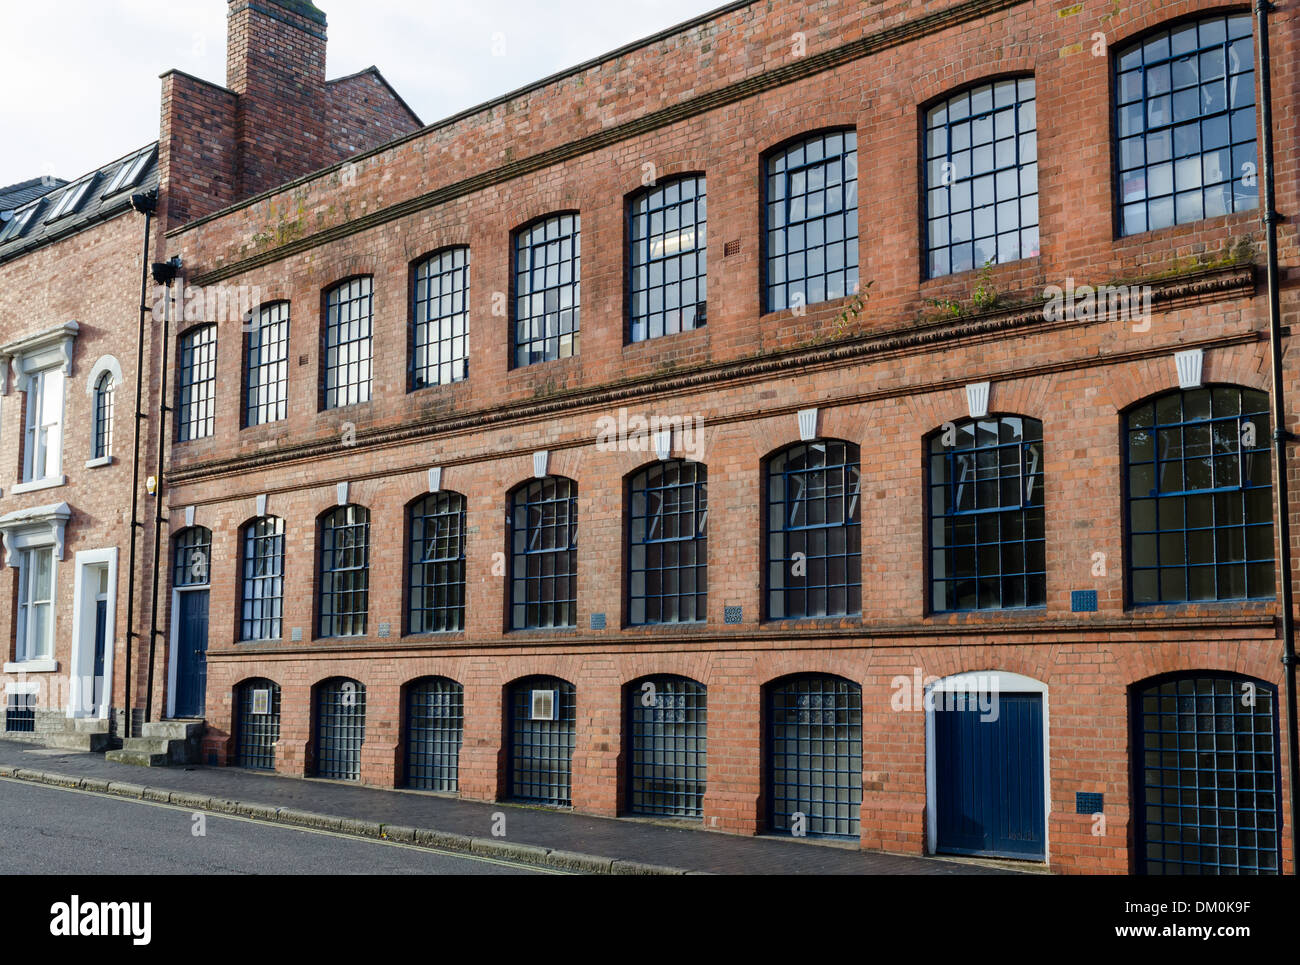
xmin=173 ymin=526 xmax=212 ymax=588
xmin=245 ymin=301 xmax=289 ymax=426
xmin=404 ymin=676 xmax=463 ymax=791
xmin=314 ymin=677 xmax=365 ymax=780
xmin=234 ymin=678 xmax=281 ymax=770
xmin=513 ymin=214 xmax=580 ymax=367
xmin=1132 ymin=672 xmax=1279 ymax=874
xmin=177 ymin=324 xmax=217 ymax=441
xmin=924 ymin=77 xmax=1038 ymax=277
xmin=509 ymin=476 xmax=577 ymax=630
xmin=319 ymin=505 xmax=370 ymax=637
xmin=91 ymin=371 xmax=115 ymax=460
xmin=927 ymin=415 xmax=1045 ymax=611
xmin=766 ymin=674 xmax=862 ymax=838
xmin=323 ymin=277 xmax=373 ymax=409
xmin=408 ymin=492 xmax=466 ymax=633
xmin=1115 ymin=13 xmax=1257 ymax=236
xmin=1125 ymin=386 xmax=1273 ymax=604
xmin=766 ymin=440 xmax=861 ymax=619
xmin=763 ymin=130 xmax=858 ymax=312
xmin=412 ymin=248 xmax=470 ymax=388
xmin=507 ymin=676 xmax=576 ymax=805
xmin=628 ymin=460 xmax=707 ymax=625
xmin=628 ymin=175 xmax=706 ymax=341
xmin=241 ymin=516 xmax=285 ymax=641
xmin=626 ymin=675 xmax=707 ymax=818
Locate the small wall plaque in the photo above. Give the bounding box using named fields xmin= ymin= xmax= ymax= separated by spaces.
xmin=590 ymin=612 xmax=606 ymax=630
xmin=724 ymin=605 xmax=743 ymax=624
xmin=1071 ymin=590 xmax=1098 ymax=612
xmin=1076 ymin=792 xmax=1104 ymax=815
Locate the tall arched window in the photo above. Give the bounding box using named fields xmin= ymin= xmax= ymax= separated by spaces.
xmin=509 ymin=476 xmax=577 ymax=630
xmin=763 ymin=130 xmax=858 ymax=312
xmin=1115 ymin=13 xmax=1257 ymax=236
xmin=177 ymin=324 xmax=217 ymax=441
xmin=628 ymin=460 xmax=707 ymax=625
xmin=404 ymin=676 xmax=463 ymax=791
xmin=234 ymin=678 xmax=281 ymax=771
xmin=319 ymin=505 xmax=370 ymax=637
xmin=241 ymin=516 xmax=285 ymax=641
xmin=412 ymin=248 xmax=470 ymax=388
xmin=314 ymin=677 xmax=365 ymax=781
xmin=245 ymin=301 xmax=289 ymax=426
xmin=92 ymin=371 xmax=115 ymax=459
xmin=924 ymin=77 xmax=1038 ymax=277
xmin=323 ymin=277 xmax=373 ymax=409
xmin=627 ymin=675 xmax=707 ymax=818
xmin=766 ymin=440 xmax=861 ymax=619
xmin=927 ymin=415 xmax=1045 ymax=611
xmin=628 ymin=175 xmax=706 ymax=342
xmin=507 ymin=676 xmax=576 ymax=805
xmin=173 ymin=526 xmax=212 ymax=588
xmin=513 ymin=214 xmax=580 ymax=367
xmin=1125 ymin=385 xmax=1273 ymax=603
xmin=408 ymin=492 xmax=466 ymax=633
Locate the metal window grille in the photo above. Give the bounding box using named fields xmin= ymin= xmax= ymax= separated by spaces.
xmin=928 ymin=416 xmax=1046 ymax=611
xmin=627 ymin=676 xmax=707 ymax=818
xmin=177 ymin=324 xmax=217 ymax=441
xmin=925 ymin=77 xmax=1039 ymax=277
xmin=629 ymin=175 xmax=707 ymax=341
xmin=235 ymin=678 xmax=280 ymax=771
xmin=1134 ymin=673 xmax=1279 ymax=874
xmin=173 ymin=527 xmax=212 ymax=588
xmin=319 ymin=505 xmax=370 ymax=637
xmin=508 ymin=677 xmax=575 ymax=805
xmin=314 ymin=678 xmax=366 ymax=781
xmin=1115 ymin=13 xmax=1257 ymax=236
xmin=408 ymin=492 xmax=466 ymax=633
xmin=513 ymin=214 xmax=580 ymax=366
xmin=766 ymin=440 xmax=861 ymax=619
xmin=323 ymin=277 xmax=373 ymax=408
xmin=767 ymin=674 xmax=862 ymax=838
xmin=628 ymin=460 xmax=707 ymax=625
xmin=5 ymin=693 xmax=35 ymax=733
xmin=764 ymin=130 xmax=858 ymax=312
xmin=405 ymin=677 xmax=463 ymax=791
xmin=509 ymin=477 xmax=577 ymax=630
xmin=246 ymin=301 xmax=290 ymax=426
xmin=92 ymin=372 xmax=114 ymax=459
xmin=1126 ymin=386 xmax=1273 ymax=604
xmin=413 ymin=248 xmax=470 ymax=388
xmin=241 ymin=516 xmax=285 ymax=641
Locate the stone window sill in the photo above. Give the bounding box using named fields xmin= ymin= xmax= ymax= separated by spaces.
xmin=11 ymin=476 xmax=66 ymax=495
xmin=84 ymin=456 xmax=113 ymax=469
xmin=3 ymin=659 xmax=58 ymax=673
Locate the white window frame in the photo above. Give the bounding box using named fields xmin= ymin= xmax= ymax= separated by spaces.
xmin=22 ymin=366 xmax=65 ymax=485
xmin=0 ymin=502 xmax=70 ymax=674
xmin=1 ymin=321 xmax=77 ymax=493
xmin=15 ymin=546 xmax=55 ymax=663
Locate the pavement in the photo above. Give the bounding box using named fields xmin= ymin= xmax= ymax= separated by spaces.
xmin=0 ymin=738 xmax=1020 ymax=875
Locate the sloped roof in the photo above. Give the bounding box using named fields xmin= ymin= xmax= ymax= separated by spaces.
xmin=0 ymin=176 xmax=65 ymax=214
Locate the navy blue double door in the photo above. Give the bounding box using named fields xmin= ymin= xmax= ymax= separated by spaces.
xmin=933 ymin=692 xmax=1045 ymax=860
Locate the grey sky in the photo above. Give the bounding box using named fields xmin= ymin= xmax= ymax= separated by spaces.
xmin=0 ymin=0 xmax=717 ymax=188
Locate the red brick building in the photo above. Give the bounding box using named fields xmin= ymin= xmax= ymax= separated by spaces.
xmin=7 ymin=0 xmax=1298 ymax=875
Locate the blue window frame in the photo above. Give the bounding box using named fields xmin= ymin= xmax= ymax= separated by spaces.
xmin=925 ymin=77 xmax=1038 ymax=277
xmin=245 ymin=301 xmax=289 ymax=426
xmin=413 ymin=247 xmax=470 ymax=388
xmin=508 ymin=676 xmax=576 ymax=805
xmin=1125 ymin=386 xmax=1273 ymax=604
xmin=177 ymin=324 xmax=216 ymax=442
xmin=629 ymin=175 xmax=706 ymax=341
xmin=928 ymin=415 xmax=1045 ymax=612
xmin=628 ymin=460 xmax=707 ymax=625
xmin=627 ymin=675 xmax=707 ymax=818
xmin=1133 ymin=672 xmax=1280 ymax=874
xmin=235 ymin=678 xmax=280 ymax=771
xmin=513 ymin=214 xmax=580 ymax=367
xmin=404 ymin=676 xmax=463 ymax=792
xmin=408 ymin=492 xmax=466 ymax=633
xmin=241 ymin=516 xmax=284 ymax=641
xmin=765 ymin=440 xmax=861 ymax=620
xmin=319 ymin=505 xmax=369 ymax=637
xmin=314 ymin=678 xmax=365 ymax=781
xmin=767 ymin=674 xmax=861 ymax=838
xmin=1116 ymin=13 xmax=1257 ymax=236
xmin=509 ymin=476 xmax=577 ymax=630
xmin=173 ymin=526 xmax=212 ymax=588
xmin=323 ymin=277 xmax=373 ymax=409
xmin=763 ymin=130 xmax=858 ymax=313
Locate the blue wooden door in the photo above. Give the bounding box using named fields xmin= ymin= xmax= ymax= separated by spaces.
xmin=175 ymin=590 xmax=209 ymax=718
xmin=92 ymin=598 xmax=107 ymax=711
xmin=934 ymin=691 xmax=1045 ymax=860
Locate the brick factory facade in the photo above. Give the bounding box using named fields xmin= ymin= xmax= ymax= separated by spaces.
xmin=6 ymin=0 xmax=1300 ymax=875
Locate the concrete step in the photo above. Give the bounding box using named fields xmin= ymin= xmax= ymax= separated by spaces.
xmin=141 ymin=719 xmax=204 ymax=741
xmin=37 ymin=732 xmax=119 ymax=753
xmin=73 ymin=717 xmax=111 ymax=735
xmin=105 ymin=747 xmax=170 ymax=767
xmin=106 ymin=723 xmax=204 ymax=766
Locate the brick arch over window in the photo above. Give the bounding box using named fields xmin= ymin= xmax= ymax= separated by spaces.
xmin=624 ymin=673 xmax=707 ymax=819
xmin=176 ymin=324 xmax=217 ymax=442
xmin=625 ymin=458 xmax=707 ymax=626
xmin=410 ymin=246 xmax=470 ymax=390
xmin=321 ymin=276 xmax=374 ymax=410
xmin=401 ymin=675 xmax=464 ymax=792
xmin=507 ymin=476 xmax=578 ymax=630
xmin=626 ymin=174 xmax=707 ymax=343
xmin=406 ymin=490 xmax=467 ymax=634
xmin=312 ymin=676 xmax=366 ymax=781
xmin=317 ymin=504 xmax=370 ymax=638
xmin=511 ymin=213 xmax=581 ymax=368
xmin=239 ymin=515 xmax=285 ymax=642
xmin=233 ymin=677 xmax=281 ymax=771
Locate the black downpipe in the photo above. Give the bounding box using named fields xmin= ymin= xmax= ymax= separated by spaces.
xmin=124 ymin=191 xmax=156 ymax=739
xmin=1254 ymin=0 xmax=1299 ymax=874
